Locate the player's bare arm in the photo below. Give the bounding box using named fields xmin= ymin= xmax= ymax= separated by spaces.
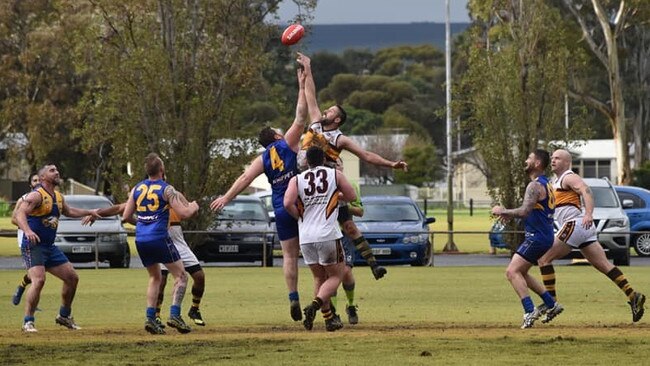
xmin=337 ymin=135 xmax=408 ymax=171
xmin=62 ymin=197 xmax=101 ymax=219
xmin=14 ymin=191 xmax=43 ymax=243
xmin=82 ymin=203 xmax=127 ymax=226
xmin=164 ymin=185 xmax=198 ymax=219
xmin=121 ymin=188 xmax=136 ymax=223
xmin=284 ymin=67 xmax=308 ymax=151
xmin=296 ymin=53 xmax=322 ymax=123
xmin=566 ymin=173 xmax=594 ymax=228
xmin=283 ymin=177 xmax=300 ymax=220
xmin=493 ymin=181 xmax=543 ymax=219
xmin=210 ymin=156 xmax=265 ymax=212
xmin=336 ymin=172 xmax=357 ymax=203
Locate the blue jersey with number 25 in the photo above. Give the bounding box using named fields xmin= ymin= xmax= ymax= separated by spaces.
xmin=262 ymin=139 xmax=297 ymax=210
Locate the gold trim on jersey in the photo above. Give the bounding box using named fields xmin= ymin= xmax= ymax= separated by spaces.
xmin=554 ymin=188 xmax=581 ymax=209
xmin=169 ymin=208 xmax=181 ymax=225
xmin=325 ymin=189 xmax=340 ymax=219
xmin=297 ymin=197 xmax=304 ymax=219
xmin=557 ymin=221 xmax=576 ymax=242
xmin=31 ymin=187 xmax=63 ymax=217
xmin=301 ymin=129 xmax=343 ymax=164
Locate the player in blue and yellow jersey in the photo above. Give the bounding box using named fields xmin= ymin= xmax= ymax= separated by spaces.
xmin=122 ymin=153 xmax=199 ymax=335
xmin=491 ymin=149 xmax=563 ymax=329
xmin=13 ymin=164 xmax=101 ymax=333
xmin=210 ymin=66 xmax=308 ymax=321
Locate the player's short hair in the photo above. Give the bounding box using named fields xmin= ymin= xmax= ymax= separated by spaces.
xmin=533 ymin=149 xmax=550 ymax=170
xmin=335 ymin=104 xmax=347 ymax=125
xmin=306 ymin=146 xmax=325 ymax=168
xmin=144 ymin=153 xmax=163 ymax=177
xmin=258 ymin=127 xmax=277 ymax=148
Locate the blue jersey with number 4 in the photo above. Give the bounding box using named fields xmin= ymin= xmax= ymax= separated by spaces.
xmin=133 ymin=179 xmax=170 ymax=242
xmin=262 ymin=139 xmax=297 ymax=210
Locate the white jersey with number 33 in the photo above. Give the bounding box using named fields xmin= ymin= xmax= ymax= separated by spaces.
xmin=296 ymin=166 xmax=342 ymax=244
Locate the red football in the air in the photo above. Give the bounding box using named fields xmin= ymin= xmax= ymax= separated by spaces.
xmin=281 ymin=24 xmax=304 ymax=46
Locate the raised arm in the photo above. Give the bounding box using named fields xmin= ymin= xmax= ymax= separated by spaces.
xmin=296 ymin=53 xmax=322 ymax=123
xmin=283 ymin=176 xmax=299 ymax=220
xmin=210 ymin=156 xmax=265 ymax=212
xmin=492 ymin=181 xmax=543 ymax=219
xmin=122 ymin=188 xmax=136 ymax=224
xmin=284 ymin=68 xmax=308 ymax=152
xmin=337 ymin=135 xmax=408 ymax=171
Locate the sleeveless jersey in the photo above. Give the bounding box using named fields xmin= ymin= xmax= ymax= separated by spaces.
xmin=296 ymin=166 xmax=342 ymax=244
xmin=25 ymin=186 xmax=63 ymax=246
xmin=524 ymin=175 xmax=555 ymax=243
xmin=298 ymin=122 xmax=343 ymax=171
xmin=553 ymin=170 xmax=582 ymax=224
xmin=133 ymin=179 xmax=170 ymax=242
xmin=169 ymin=208 xmax=181 ymax=225
xmin=262 ymin=139 xmax=298 ymax=210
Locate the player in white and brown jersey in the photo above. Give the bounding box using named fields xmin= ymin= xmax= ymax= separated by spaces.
xmin=536 ymin=149 xmax=645 ymax=323
xmin=284 ymin=146 xmax=356 ymax=332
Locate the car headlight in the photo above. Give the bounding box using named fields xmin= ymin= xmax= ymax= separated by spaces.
xmin=604 ymin=219 xmax=627 ymax=229
xmin=99 ymin=234 xmax=121 ymax=242
xmin=403 ymin=234 xmax=429 ymax=244
xmin=242 ymin=236 xmax=265 ymax=243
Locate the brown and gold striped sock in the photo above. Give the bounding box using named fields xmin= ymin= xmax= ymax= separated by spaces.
xmin=540 ymin=265 xmax=557 ymax=300
xmin=606 ymin=267 xmax=635 ymax=301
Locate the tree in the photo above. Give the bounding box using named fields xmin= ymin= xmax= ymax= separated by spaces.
xmin=394 ymin=136 xmax=440 ymax=186
xmin=561 ymin=0 xmax=647 ymax=184
xmin=74 ymin=0 xmax=315 ymax=208
xmin=461 ymin=0 xmax=590 ymax=213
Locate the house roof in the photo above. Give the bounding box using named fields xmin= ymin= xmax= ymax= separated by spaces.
xmin=562 ymin=140 xmax=617 ymax=160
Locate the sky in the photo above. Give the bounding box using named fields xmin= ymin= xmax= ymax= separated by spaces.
xmin=275 ymin=0 xmax=471 ymax=24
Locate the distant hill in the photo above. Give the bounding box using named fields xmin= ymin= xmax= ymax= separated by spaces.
xmin=297 ymin=22 xmax=471 ymax=54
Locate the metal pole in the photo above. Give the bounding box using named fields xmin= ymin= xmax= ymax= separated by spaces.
xmin=443 ymin=0 xmax=457 ymax=252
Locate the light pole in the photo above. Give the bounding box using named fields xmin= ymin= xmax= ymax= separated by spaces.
xmin=443 ymin=0 xmax=457 ymax=252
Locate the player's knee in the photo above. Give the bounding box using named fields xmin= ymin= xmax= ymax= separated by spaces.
xmin=342 ymin=221 xmax=359 ymax=237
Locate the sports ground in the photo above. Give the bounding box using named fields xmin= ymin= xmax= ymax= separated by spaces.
xmin=2 ymin=264 xmax=649 ymax=365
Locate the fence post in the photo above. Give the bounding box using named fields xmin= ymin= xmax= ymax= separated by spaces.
xmin=469 ymin=198 xmax=473 ymax=216
xmin=94 ymin=232 xmax=99 ymax=269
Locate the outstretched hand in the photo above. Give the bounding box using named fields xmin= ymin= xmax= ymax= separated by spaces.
xmin=210 ymin=196 xmax=229 ymax=213
xmin=296 ymin=52 xmax=311 ymax=68
xmin=393 ymin=160 xmax=408 ymax=172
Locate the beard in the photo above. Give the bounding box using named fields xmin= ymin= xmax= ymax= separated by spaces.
xmin=319 ymin=117 xmax=334 ymax=127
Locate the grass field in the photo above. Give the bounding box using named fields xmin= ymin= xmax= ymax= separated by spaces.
xmin=1 ymin=265 xmax=650 ymax=365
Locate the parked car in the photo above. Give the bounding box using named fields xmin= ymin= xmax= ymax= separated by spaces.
xmin=251 ymin=190 xmax=274 ymax=220
xmin=56 ymin=195 xmax=130 ymax=268
xmin=351 ymin=195 xmax=434 ymax=266
xmin=195 ymin=195 xmax=274 ymax=266
xmin=562 ymin=178 xmax=630 ymax=265
xmin=615 ymin=185 xmax=650 ymax=256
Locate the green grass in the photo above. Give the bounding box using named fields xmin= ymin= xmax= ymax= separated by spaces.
xmin=1 ymin=266 xmax=650 ymax=365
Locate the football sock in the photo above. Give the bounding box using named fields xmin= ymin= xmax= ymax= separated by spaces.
xmin=521 ymin=296 xmax=534 ymax=313
xmin=321 ymin=308 xmax=333 ymax=320
xmin=312 ymin=297 xmax=323 ymax=310
xmin=191 ymin=285 xmax=204 ymax=309
xmin=540 ymin=265 xmax=556 ymax=300
xmin=289 ymin=291 xmax=299 ymax=302
xmin=606 ymin=267 xmax=635 ymax=301
xmin=352 ymin=236 xmax=377 ymax=266
xmin=343 ymin=282 xmax=355 ymax=306
xmin=146 ymin=307 xmax=156 ymax=320
xmin=59 ymin=306 xmax=71 ymax=318
xmin=170 ymin=304 xmax=181 ymax=317
xmin=540 ymin=292 xmax=556 ymax=308
xmin=20 ymin=274 xmax=31 ymax=287
xmin=24 ymin=315 xmax=35 ymax=323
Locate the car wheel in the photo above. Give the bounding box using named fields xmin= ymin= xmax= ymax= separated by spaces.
xmin=632 ymin=233 xmax=650 ymax=257
xmin=412 ymin=243 xmax=432 ymax=266
xmin=109 ymin=247 xmax=131 ymax=268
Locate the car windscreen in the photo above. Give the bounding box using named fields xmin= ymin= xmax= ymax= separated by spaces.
xmin=356 ymin=202 xmax=421 ymax=222
xmin=591 ymin=187 xmax=620 ymax=208
xmin=61 ymin=199 xmax=113 ymax=220
xmin=218 ymin=201 xmax=268 ymax=221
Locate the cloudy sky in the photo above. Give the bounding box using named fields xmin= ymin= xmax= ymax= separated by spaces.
xmin=275 ymin=0 xmax=471 ymax=24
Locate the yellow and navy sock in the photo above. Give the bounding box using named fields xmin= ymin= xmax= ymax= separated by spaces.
xmin=146 ymin=307 xmax=156 ymax=320
xmin=352 ymin=236 xmax=377 ymax=266
xmin=540 ymin=265 xmax=556 ymax=300
xmin=20 ymin=274 xmax=31 ymax=288
xmin=606 ymin=267 xmax=635 ymax=301
xmin=540 ymin=292 xmax=556 ymax=308
xmin=289 ymin=291 xmax=299 ymax=302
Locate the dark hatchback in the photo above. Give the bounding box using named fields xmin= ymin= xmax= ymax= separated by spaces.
xmin=352 ymin=196 xmax=435 ymax=266
xmin=195 ymin=195 xmax=274 ymax=266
